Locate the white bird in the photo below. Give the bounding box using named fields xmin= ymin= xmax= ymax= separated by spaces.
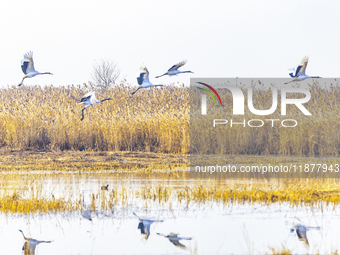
xmin=132 ymin=65 xmax=163 ymax=95
xmin=19 ymin=230 xmax=52 ymax=255
xmin=156 ymin=60 xmax=193 ymax=78
xmin=290 ymin=224 xmax=320 ymax=248
xmin=78 ymin=91 xmax=112 ymax=121
xmin=157 ymin=232 xmax=192 ymax=250
xmin=18 ymin=51 xmax=53 ymax=86
xmin=133 ymin=212 xmax=163 ymax=241
xmin=285 ymin=56 xmax=321 ymax=84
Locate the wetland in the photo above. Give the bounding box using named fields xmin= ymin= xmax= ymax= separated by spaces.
xmin=1 ymin=151 xmax=340 ymax=254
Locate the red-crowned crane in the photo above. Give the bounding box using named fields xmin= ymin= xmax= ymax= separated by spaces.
xmin=132 ymin=65 xmax=163 ymax=95
xmin=156 ymin=60 xmax=193 ymax=78
xmin=19 ymin=51 xmax=53 ymax=86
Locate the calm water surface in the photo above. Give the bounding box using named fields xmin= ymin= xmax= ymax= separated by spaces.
xmin=0 ymin=172 xmax=339 ymax=254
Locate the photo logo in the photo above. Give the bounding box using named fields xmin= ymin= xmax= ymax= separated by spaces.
xmin=190 ymin=78 xmax=337 ymax=179
xmin=197 ymin=82 xmax=311 ymax=116
xmin=196 ymin=82 xmax=223 ymax=106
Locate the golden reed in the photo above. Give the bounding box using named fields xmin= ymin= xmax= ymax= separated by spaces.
xmin=1 ymin=82 xmax=339 ymax=156
xmin=0 ymin=84 xmax=189 ymax=153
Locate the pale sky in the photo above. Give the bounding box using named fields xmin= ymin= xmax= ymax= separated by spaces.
xmin=0 ymin=0 xmax=339 ymax=87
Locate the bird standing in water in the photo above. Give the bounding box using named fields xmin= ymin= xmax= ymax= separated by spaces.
xmin=101 ymin=184 xmax=109 ymax=190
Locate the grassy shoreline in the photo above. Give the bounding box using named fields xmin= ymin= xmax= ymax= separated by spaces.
xmin=0 ymin=149 xmax=189 ymax=172
xmin=1 ymin=150 xmax=340 ymax=214
xmin=2 ymin=149 xmax=339 ymax=172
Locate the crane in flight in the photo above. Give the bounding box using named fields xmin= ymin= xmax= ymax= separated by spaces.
xmin=132 ymin=65 xmax=163 ymax=95
xmin=155 ymin=60 xmax=193 ymax=78
xmin=19 ymin=230 xmax=52 ymax=255
xmin=157 ymin=232 xmax=192 ymax=250
xmin=18 ymin=51 xmax=53 ymax=86
xmin=285 ymin=56 xmax=321 ymax=84
xmin=79 ymin=91 xmax=112 ymax=121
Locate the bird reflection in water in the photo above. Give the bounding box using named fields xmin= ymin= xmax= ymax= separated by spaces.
xmin=19 ymin=230 xmax=52 ymax=255
xmin=290 ymin=224 xmax=320 ymax=248
xmin=81 ymin=209 xmax=93 ymax=222
xmin=157 ymin=232 xmax=192 ymax=250
xmin=133 ymin=212 xmax=163 ymax=242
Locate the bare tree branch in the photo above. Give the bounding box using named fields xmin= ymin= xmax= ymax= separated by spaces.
xmin=91 ymin=59 xmax=120 ymax=89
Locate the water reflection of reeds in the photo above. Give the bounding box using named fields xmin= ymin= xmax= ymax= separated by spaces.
xmin=1 ymin=174 xmax=340 ymax=213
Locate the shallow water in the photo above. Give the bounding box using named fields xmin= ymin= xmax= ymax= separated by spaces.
xmin=1 ymin=173 xmax=340 ymax=254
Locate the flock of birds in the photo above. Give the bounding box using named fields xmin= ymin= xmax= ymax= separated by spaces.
xmin=18 ymin=210 xmax=192 ymax=254
xmin=17 ymin=52 xmax=321 ymax=121
xmin=79 ymin=209 xmax=192 ymax=251
xmin=14 ymin=52 xmax=323 ymax=253
xmin=77 ymin=188 xmax=319 ymax=251
xmin=18 ymin=52 xmax=194 ymax=121
xmin=18 ymin=215 xmax=320 ymax=254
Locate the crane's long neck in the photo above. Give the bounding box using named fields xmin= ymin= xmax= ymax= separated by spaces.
xmin=37 ymin=240 xmax=51 ymax=244
xmin=38 ymin=72 xmax=52 ymax=75
xmin=19 ymin=230 xmax=28 ymax=241
xmin=100 ymin=98 xmax=112 ymax=103
xmin=155 ymin=73 xmax=167 ymax=78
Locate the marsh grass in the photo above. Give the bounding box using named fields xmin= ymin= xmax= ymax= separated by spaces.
xmin=267 ymin=246 xmax=339 ymax=255
xmin=267 ymin=246 xmax=292 ymax=255
xmin=0 ymin=84 xmax=189 ymax=153
xmin=1 ymin=174 xmax=340 ymax=213
xmin=1 ymin=82 xmax=340 ymax=156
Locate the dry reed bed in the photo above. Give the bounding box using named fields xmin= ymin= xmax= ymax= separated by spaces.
xmin=191 ymin=81 xmax=340 ymax=156
xmin=1 ymin=177 xmax=340 ymax=213
xmin=1 ymin=82 xmax=340 ymax=156
xmin=0 ymin=84 xmax=189 ymax=153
